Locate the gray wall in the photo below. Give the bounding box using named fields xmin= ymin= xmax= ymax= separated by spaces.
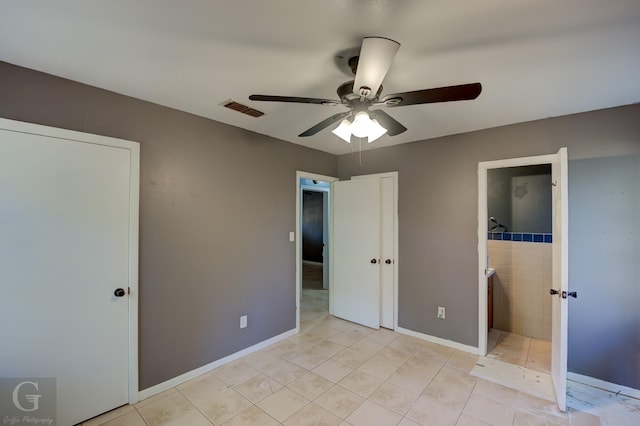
xmin=568 ymin=155 xmax=639 ymax=388
xmin=0 ymin=61 xmax=337 ymax=389
xmin=338 ymin=105 xmax=640 ymax=388
xmin=488 ymin=165 xmax=552 ymax=233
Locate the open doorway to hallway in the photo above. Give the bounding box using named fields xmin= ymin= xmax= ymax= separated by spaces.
xmin=296 ymin=172 xmax=337 ymax=331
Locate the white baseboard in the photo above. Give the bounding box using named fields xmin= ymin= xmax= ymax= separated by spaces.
xmin=568 ymin=372 xmax=640 ymax=400
xmin=138 ymin=328 xmax=298 ymax=401
xmin=395 ymin=326 xmax=480 ymax=355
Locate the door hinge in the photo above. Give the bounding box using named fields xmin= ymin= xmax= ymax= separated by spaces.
xmin=128 ymin=287 xmax=131 ymax=295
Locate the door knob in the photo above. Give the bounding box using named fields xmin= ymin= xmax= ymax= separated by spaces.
xmin=370 ymin=258 xmax=377 ymax=264
xmin=114 ymin=288 xmax=126 ymax=297
xmin=549 ymin=289 xmax=560 ymax=296
xmin=385 ymin=259 xmax=392 ymax=264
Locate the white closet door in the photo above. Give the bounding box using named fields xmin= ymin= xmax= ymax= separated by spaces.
xmin=0 ymin=126 xmax=134 ymax=425
xmin=551 ymin=147 xmax=569 ymax=411
xmin=332 ymin=179 xmax=381 ymax=329
xmin=380 ymin=176 xmax=395 ymax=329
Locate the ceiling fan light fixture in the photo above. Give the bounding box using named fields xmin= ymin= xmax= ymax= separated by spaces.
xmin=351 ymin=111 xmax=374 ymax=138
xmin=331 ymin=119 xmax=353 ymax=143
xmin=332 ymin=111 xmax=388 ymax=143
xmin=367 ymin=118 xmax=387 ymax=143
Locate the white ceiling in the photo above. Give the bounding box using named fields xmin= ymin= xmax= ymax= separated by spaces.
xmin=1 ymin=1 xmax=639 ymax=155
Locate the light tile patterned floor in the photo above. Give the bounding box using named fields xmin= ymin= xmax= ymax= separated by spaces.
xmin=83 ymin=289 xmax=640 ymax=425
xmin=487 ymin=328 xmax=551 ymax=374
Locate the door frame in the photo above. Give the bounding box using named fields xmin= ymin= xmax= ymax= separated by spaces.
xmin=0 ymin=118 xmax=140 ymax=404
xmin=478 ymin=152 xmax=559 ymax=353
xmin=477 ymin=150 xmax=568 ymax=409
xmin=295 ymin=171 xmax=338 ymax=331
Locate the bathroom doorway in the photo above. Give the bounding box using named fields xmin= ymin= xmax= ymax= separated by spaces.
xmin=478 ymin=148 xmax=569 ymax=411
xmin=486 ymin=164 xmax=552 ymax=373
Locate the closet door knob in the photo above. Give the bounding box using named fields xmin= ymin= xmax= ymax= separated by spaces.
xmin=114 ymin=288 xmax=126 ymax=297
xmin=370 ymin=258 xmax=377 ymax=264
xmin=385 ymin=259 xmax=392 ymax=264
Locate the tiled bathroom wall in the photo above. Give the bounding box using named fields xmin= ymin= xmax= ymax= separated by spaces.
xmin=488 ymin=239 xmax=552 ymax=340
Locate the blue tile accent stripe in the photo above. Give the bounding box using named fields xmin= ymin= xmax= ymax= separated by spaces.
xmin=488 ymin=232 xmax=552 ymax=243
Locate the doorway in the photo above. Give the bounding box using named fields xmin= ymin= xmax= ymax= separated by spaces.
xmin=295 ymin=172 xmax=337 ymax=332
xmin=295 ymin=171 xmax=398 ymax=333
xmin=485 ymin=164 xmax=552 ymax=373
xmin=301 ymin=187 xmax=328 ymax=290
xmin=478 ymin=148 xmax=569 ymax=411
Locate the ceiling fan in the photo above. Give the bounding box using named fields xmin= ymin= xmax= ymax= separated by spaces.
xmin=249 ymin=37 xmax=482 ymax=144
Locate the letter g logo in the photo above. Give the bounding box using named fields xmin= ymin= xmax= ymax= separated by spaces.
xmin=12 ymin=381 xmax=41 ymax=412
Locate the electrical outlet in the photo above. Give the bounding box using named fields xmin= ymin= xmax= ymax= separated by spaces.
xmin=437 ymin=306 xmax=445 ymax=319
xmin=240 ymin=315 xmax=247 ymax=329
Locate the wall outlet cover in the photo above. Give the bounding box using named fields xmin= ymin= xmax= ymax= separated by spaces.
xmin=240 ymin=315 xmax=247 ymax=328
xmin=437 ymin=306 xmax=445 ymax=319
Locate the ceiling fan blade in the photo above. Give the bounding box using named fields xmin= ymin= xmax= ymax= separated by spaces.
xmin=299 ymin=111 xmax=351 ymax=137
xmin=379 ymin=82 xmax=482 ymax=107
xmin=249 ymin=94 xmax=340 ymax=106
xmin=371 ymin=110 xmax=407 ymax=136
xmin=353 ymin=37 xmax=400 ymax=99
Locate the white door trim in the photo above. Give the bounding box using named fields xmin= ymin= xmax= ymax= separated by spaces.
xmin=477 ymin=153 xmax=557 ymax=354
xmin=295 ymin=171 xmax=338 ymax=331
xmin=351 ymin=171 xmax=399 ymax=330
xmin=0 ymin=118 xmax=140 ymax=404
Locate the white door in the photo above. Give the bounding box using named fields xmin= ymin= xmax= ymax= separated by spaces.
xmin=380 ymin=176 xmax=395 ymax=329
xmin=551 ymin=147 xmax=569 ymax=411
xmin=0 ymin=123 xmax=137 ymax=425
xmin=332 ymin=178 xmax=381 ymax=329
xmin=322 ymin=191 xmax=329 ymax=289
